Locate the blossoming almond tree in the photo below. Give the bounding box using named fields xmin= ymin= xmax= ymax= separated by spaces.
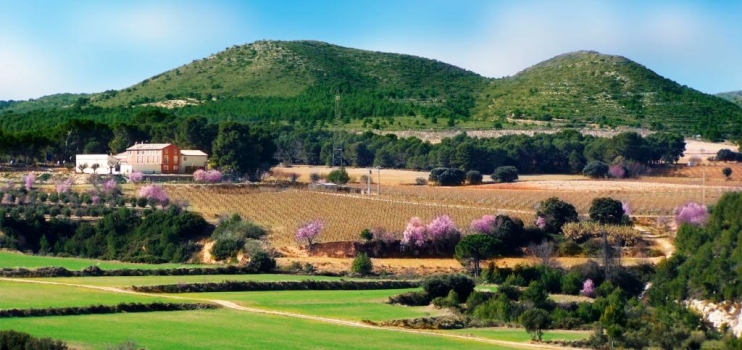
xmin=296 ymin=219 xmax=324 ymax=247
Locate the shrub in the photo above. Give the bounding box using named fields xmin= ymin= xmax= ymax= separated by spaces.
xmin=455 ymin=234 xmax=502 ymax=276
xmin=351 ymin=252 xmax=373 ymax=275
xmin=211 ymin=239 xmax=241 ymax=261
xmin=432 ymin=290 xmax=460 ymax=308
xmin=561 ymin=222 xmax=640 ymax=245
xmin=582 ymin=161 xmax=609 ymax=178
xmin=309 ymin=172 xmax=321 ymax=182
xmin=722 ymin=167 xmax=732 ymax=179
xmin=519 ymin=308 xmax=550 ymax=341
xmin=589 ymin=197 xmax=625 ymax=225
xmin=326 ymin=167 xmax=350 ymax=185
xmin=535 ymin=197 xmax=579 ymax=233
xmin=415 ymin=177 xmax=428 ymax=186
xmin=0 ymin=330 xmax=67 ymax=350
xmin=491 ymin=166 xmax=518 ymax=183
xmin=247 ymin=251 xmax=276 ymax=272
xmin=428 ymin=168 xmax=466 ymax=186
xmin=360 ymin=228 xmax=373 ymax=241
xmin=422 ymin=274 xmax=475 ymax=301
xmin=388 ymin=291 xmax=431 ymax=306
xmin=465 ymin=170 xmax=483 ymax=185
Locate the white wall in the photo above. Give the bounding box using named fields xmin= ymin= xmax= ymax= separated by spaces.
xmin=75 ymin=155 xmax=116 ymax=174
xmin=180 ymin=155 xmax=208 ymax=174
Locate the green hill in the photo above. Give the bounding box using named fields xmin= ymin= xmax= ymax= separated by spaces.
xmin=92 ymin=40 xmax=485 ymax=110
xmin=1 ymin=43 xmax=741 ymax=139
xmin=0 ymin=93 xmax=94 ymax=114
xmin=476 ymin=51 xmax=742 ymax=137
xmin=716 ymin=90 xmax=742 ymax=107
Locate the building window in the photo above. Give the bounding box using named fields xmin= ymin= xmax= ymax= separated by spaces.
xmin=174 ymin=166 xmax=179 ymax=171
xmin=163 ymin=157 xmax=168 ymax=164
xmin=183 ymin=156 xmax=188 ymax=161
xmin=164 ymin=165 xmax=169 ymax=171
xmin=175 ymin=157 xmax=179 ymax=164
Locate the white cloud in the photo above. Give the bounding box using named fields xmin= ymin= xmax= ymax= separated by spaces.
xmin=0 ymin=35 xmax=71 ymax=100
xmin=76 ymin=2 xmax=238 ymax=50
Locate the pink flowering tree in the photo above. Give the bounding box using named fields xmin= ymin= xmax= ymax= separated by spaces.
xmin=621 ymin=201 xmax=631 ymax=217
xmin=103 ymin=178 xmax=121 ymax=197
xmin=536 ymin=216 xmax=546 ymax=229
xmin=580 ymin=279 xmax=595 ymax=297
xmin=296 ymin=219 xmax=324 ymax=247
xmin=138 ymin=185 xmax=169 ymax=205
xmin=609 ymin=165 xmax=626 ymax=179
xmin=129 ymin=171 xmax=144 ymax=183
xmin=470 ymin=215 xmax=496 ymax=234
xmin=91 ymin=195 xmax=100 ymax=205
xmin=427 ymin=215 xmax=459 ymax=241
xmin=24 ymin=172 xmax=35 ymax=191
xmin=193 ymin=169 xmax=207 ymax=182
xmin=55 ymin=178 xmax=74 ymax=194
xmin=205 ymin=170 xmax=222 ymax=183
xmin=674 ymin=202 xmax=709 ymax=227
xmin=401 ymin=217 xmax=427 ymax=247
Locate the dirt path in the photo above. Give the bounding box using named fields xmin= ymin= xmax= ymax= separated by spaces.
xmin=0 ymin=277 xmax=580 ymax=350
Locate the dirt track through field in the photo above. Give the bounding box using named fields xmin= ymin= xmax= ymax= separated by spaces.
xmin=1 ymin=277 xmax=580 ymax=349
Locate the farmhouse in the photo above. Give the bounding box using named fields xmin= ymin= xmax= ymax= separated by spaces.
xmin=115 ymin=143 xmax=208 ymax=175
xmin=180 ymin=150 xmax=208 ymax=174
xmin=75 ymin=154 xmax=119 ymax=174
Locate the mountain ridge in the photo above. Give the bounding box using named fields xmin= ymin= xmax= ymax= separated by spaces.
xmin=1 ymin=40 xmax=740 ymax=139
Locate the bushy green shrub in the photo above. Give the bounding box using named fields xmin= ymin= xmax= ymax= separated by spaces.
xmin=247 ymin=251 xmax=275 ymax=272
xmin=351 ymin=252 xmax=373 ymax=275
xmin=428 ymin=168 xmax=466 ymax=186
xmin=388 ymin=291 xmax=432 ymax=306
xmin=211 ymin=239 xmax=241 ymax=261
xmin=491 ymin=166 xmax=518 ymax=183
xmin=465 ymin=170 xmax=483 ymax=185
xmin=422 ymin=274 xmax=475 ymax=301
xmin=582 ymin=161 xmax=609 ymax=178
xmin=0 ymin=330 xmax=67 ymax=350
xmin=326 ymin=167 xmax=350 ymax=185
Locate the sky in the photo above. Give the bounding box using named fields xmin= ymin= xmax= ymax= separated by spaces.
xmin=1 ymin=0 xmax=740 ymax=100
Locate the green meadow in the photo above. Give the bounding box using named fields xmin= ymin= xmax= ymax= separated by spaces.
xmin=0 ymin=309 xmax=522 ymax=350
xmin=184 ymin=288 xmax=442 ymax=322
xmin=30 ymin=273 xmax=354 ymax=287
xmin=0 ymin=281 xmax=178 ymax=309
xmin=0 ymin=251 xmax=195 ymax=270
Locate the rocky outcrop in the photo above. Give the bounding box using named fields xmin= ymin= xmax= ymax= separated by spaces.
xmin=687 ymin=299 xmax=742 ymax=336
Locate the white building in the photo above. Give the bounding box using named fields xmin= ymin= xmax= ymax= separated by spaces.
xmin=180 ymin=150 xmax=208 ymax=174
xmin=75 ymin=154 xmax=119 ymax=174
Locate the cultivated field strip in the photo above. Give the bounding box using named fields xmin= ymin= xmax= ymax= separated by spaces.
xmin=167 ymin=185 xmax=737 ymax=246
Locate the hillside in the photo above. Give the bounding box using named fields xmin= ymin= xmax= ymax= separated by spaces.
xmin=0 ymin=93 xmax=94 ymax=113
xmin=476 ymin=51 xmax=742 ymax=137
xmin=92 ymin=40 xmax=485 ymax=111
xmin=1 ymin=43 xmax=741 ymax=139
xmin=717 ymin=90 xmax=742 ymax=107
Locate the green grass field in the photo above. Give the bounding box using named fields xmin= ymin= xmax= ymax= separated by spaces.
xmin=184 ymin=288 xmax=441 ymax=322
xmin=0 ymin=281 xmax=179 ymax=309
xmin=30 ymin=274 xmax=355 ymax=287
xmin=0 ymin=309 xmax=522 ymax=350
xmin=0 ymin=251 xmax=195 ymax=270
xmin=448 ymin=327 xmax=590 ymax=342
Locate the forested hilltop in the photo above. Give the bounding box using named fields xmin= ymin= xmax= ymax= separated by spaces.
xmin=1 ymin=40 xmax=741 ymax=140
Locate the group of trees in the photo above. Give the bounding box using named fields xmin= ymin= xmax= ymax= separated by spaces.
xmin=0 ymin=112 xmax=276 ymax=179
xmin=274 ymin=128 xmax=685 ymax=176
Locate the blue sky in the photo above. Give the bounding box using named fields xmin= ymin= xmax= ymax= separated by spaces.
xmin=1 ymin=0 xmax=740 ymax=100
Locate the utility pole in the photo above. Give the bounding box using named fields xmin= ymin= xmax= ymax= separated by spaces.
xmin=702 ymin=170 xmax=706 ymax=206
xmin=376 ymin=166 xmax=381 ymax=196
xmin=367 ymin=169 xmax=372 ymax=195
